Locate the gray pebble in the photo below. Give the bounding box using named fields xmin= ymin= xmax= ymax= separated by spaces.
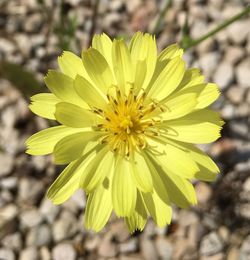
xmin=200 ymin=232 xmax=224 ymax=256
xmin=52 ymin=243 xmax=76 ymax=260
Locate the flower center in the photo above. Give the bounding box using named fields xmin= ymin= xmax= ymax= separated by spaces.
xmin=95 ymin=87 xmax=161 ymax=157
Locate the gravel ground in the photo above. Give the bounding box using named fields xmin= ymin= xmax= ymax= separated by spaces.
xmin=0 ymin=0 xmax=250 ymax=259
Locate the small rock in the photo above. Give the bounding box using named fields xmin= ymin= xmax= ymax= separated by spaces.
xmin=238 ymin=203 xmax=250 ymax=219
xmin=52 ymin=243 xmax=76 ymax=260
xmin=240 ymin=235 xmax=250 ymax=259
xmin=0 ymin=204 xmax=18 ymax=239
xmin=0 ymin=153 xmax=14 ymax=177
xmin=39 ymin=198 xmax=60 ymax=224
xmin=0 ymin=177 xmax=17 ymax=190
xmin=195 ymin=182 xmax=212 ymax=204
xmin=69 ymin=189 xmax=86 ymax=209
xmin=26 ymin=224 xmax=52 ymax=247
xmin=0 ymin=38 xmax=15 ymax=54
xmin=227 ymin=20 xmax=250 ymax=44
xmin=84 ymin=235 xmax=100 ymax=252
xmin=218 ymin=226 xmax=230 ymax=243
xmin=199 ymin=52 xmax=221 ymax=77
xmin=98 ymin=233 xmax=118 ymax=258
xmin=226 ymin=86 xmax=245 ymax=105
xmin=20 ymin=209 xmax=44 ymax=228
xmin=109 ymin=0 xmax=124 ymax=11
xmin=119 ymin=238 xmax=138 ymax=254
xmin=0 ymin=248 xmax=15 ymax=260
xmin=227 ymin=247 xmax=240 ymax=260
xmin=173 ymin=238 xmax=197 ymax=260
xmin=2 ymin=232 xmax=22 ymax=251
xmin=18 ymin=178 xmax=44 ymax=204
xmin=200 ymin=232 xmax=224 ymax=256
xmin=155 ymin=237 xmax=173 ymax=260
xmin=140 ymin=238 xmax=158 ymax=260
xmin=243 ymin=178 xmax=250 ymax=192
xmin=40 ymin=246 xmax=51 ymax=260
xmin=236 ymin=59 xmax=250 ymax=88
xmin=224 ymin=46 xmax=244 ymax=65
xmin=20 ymin=247 xmax=38 ymax=260
xmin=110 ymin=220 xmax=130 ymax=242
xmin=213 ymin=62 xmax=234 ymax=90
xmin=52 ymin=211 xmax=78 ymax=242
xmin=23 ymin=13 xmax=43 ymax=33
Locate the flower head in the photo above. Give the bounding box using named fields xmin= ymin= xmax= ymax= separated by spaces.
xmin=26 ymin=32 xmax=223 ymax=232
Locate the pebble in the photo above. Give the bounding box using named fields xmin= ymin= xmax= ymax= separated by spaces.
xmin=0 ymin=248 xmax=15 ymax=260
xmin=227 ymin=20 xmax=250 ymax=44
xmin=224 ymin=46 xmax=244 ymax=65
xmin=199 ymin=52 xmax=221 ymax=77
xmin=110 ymin=220 xmax=130 ymax=242
xmin=0 ymin=153 xmax=14 ymax=177
xmin=240 ymin=235 xmax=250 ymax=259
xmin=200 ymin=232 xmax=224 ymax=256
xmin=155 ymin=237 xmax=173 ymax=260
xmin=20 ymin=209 xmax=44 ymax=228
xmin=26 ymin=224 xmax=52 ymax=247
xmin=40 ymin=246 xmax=51 ymax=260
xmin=213 ymin=62 xmax=234 ymax=90
xmin=236 ymin=59 xmax=250 ymax=88
xmin=119 ymin=238 xmax=138 ymax=254
xmin=0 ymin=177 xmax=17 ymax=190
xmin=195 ymin=182 xmax=212 ymax=205
xmin=140 ymin=238 xmax=158 ymax=260
xmin=18 ymin=178 xmax=44 ymax=204
xmin=20 ymin=247 xmax=38 ymax=260
xmin=98 ymin=233 xmax=118 ymax=258
xmin=226 ymin=86 xmax=245 ymax=104
xmin=2 ymin=232 xmax=23 ymax=251
xmin=39 ymin=198 xmax=60 ymax=224
xmin=52 ymin=211 xmax=78 ymax=242
xmin=52 ymin=243 xmax=77 ymax=260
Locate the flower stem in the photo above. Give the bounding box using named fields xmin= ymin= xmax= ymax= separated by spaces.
xmin=182 ymin=5 xmax=250 ymax=50
xmin=151 ymin=0 xmax=172 ymax=36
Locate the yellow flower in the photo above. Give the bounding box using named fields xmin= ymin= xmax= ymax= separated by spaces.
xmin=26 ymin=32 xmax=223 ymax=232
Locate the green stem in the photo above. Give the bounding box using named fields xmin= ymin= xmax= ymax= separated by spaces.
xmin=184 ymin=5 xmax=250 ymax=50
xmin=152 ymin=0 xmax=172 ymax=36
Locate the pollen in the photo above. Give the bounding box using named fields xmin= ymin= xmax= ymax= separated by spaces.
xmin=97 ymin=87 xmax=158 ymax=156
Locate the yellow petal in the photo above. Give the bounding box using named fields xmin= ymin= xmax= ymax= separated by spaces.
xmin=82 ymin=48 xmax=115 ymax=94
xmin=158 ymin=44 xmax=183 ymax=61
xmin=112 ymin=157 xmax=137 ymax=217
xmin=92 ymin=33 xmax=113 ymax=71
xmin=74 ymin=75 xmax=108 ymax=110
xmin=129 ymin=32 xmax=157 ymax=90
xmin=195 ymin=83 xmax=220 ymax=109
xmin=177 ymin=68 xmax=204 ymax=91
xmin=146 ymin=153 xmax=197 ymax=208
xmin=131 ymin=151 xmax=153 ymax=193
xmin=160 ymin=92 xmax=198 ymax=120
xmin=166 ymin=140 xmax=220 ymax=181
xmin=147 ymin=57 xmax=185 ymax=100
xmin=81 ymin=148 xmax=114 ymax=193
xmin=143 ymin=190 xmax=172 ymax=227
xmin=58 ymin=51 xmax=88 ymax=79
xmin=44 ymin=70 xmax=87 ymax=108
xmin=55 ymin=102 xmax=98 ymax=128
xmin=29 ymin=93 xmax=60 ymax=120
xmin=149 ymin=139 xmax=199 ymax=179
xmin=125 ymin=191 xmax=147 ymax=233
xmin=84 ymin=177 xmax=113 ymax=232
xmin=112 ymin=39 xmax=134 ymax=94
xmin=54 ymin=131 xmax=104 ymax=164
xmin=26 ymin=126 xmax=85 ymax=155
xmin=160 ymin=109 xmax=224 ymax=144
xmin=47 ymin=152 xmax=95 ymax=204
